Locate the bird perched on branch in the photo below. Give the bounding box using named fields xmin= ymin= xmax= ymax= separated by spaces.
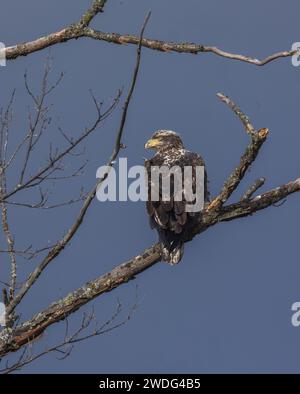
xmin=144 ymin=130 xmax=208 ymax=265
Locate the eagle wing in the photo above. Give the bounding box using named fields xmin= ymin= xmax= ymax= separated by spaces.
xmin=145 ymin=150 xmax=208 ymax=246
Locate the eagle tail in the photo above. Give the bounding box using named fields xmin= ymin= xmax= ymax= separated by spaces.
xmin=161 ymin=241 xmax=184 ymax=265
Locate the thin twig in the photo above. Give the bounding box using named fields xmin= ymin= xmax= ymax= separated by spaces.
xmin=0 ymin=297 xmax=136 ymax=374
xmin=241 ymin=177 xmax=266 ymax=201
xmin=217 ymin=92 xmax=255 ymax=135
xmin=1 ymin=91 xmax=120 ymax=203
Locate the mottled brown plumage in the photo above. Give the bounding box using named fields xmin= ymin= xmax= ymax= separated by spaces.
xmin=144 ymin=130 xmax=208 ymax=264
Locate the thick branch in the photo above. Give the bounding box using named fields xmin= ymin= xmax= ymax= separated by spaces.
xmin=5 ymin=0 xmax=108 ymax=60
xmin=0 ymin=245 xmax=160 ymax=357
xmin=218 ymin=178 xmax=300 ymax=222
xmin=3 ymin=3 xmax=298 ymax=66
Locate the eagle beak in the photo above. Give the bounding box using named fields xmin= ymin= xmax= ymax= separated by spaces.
xmin=145 ymin=138 xmax=160 ymax=149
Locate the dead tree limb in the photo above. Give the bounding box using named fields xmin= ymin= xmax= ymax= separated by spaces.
xmin=3 ymin=1 xmax=299 ymax=66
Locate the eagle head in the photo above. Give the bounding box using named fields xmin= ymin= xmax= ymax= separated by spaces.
xmin=144 ymin=130 xmax=184 ymax=152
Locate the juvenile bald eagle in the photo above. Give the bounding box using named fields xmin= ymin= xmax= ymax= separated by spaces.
xmin=144 ymin=130 xmax=208 ymax=265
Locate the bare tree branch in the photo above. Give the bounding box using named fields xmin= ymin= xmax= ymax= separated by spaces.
xmin=3 ymin=1 xmax=298 ymax=66
xmin=1 ymin=296 xmax=137 ymax=374
xmin=207 ymin=93 xmax=269 ymax=211
xmin=19 ymin=61 xmax=60 ymax=185
xmin=1 ymin=202 xmax=17 ymax=307
xmin=0 ymin=92 xmax=18 ymax=325
xmin=241 ymin=177 xmax=265 ymax=201
xmin=0 ymin=244 xmax=159 ymax=358
xmin=4 ymin=12 xmax=151 ymax=319
xmin=84 ymin=29 xmax=298 ymax=67
xmin=0 ymin=89 xmax=120 ymax=203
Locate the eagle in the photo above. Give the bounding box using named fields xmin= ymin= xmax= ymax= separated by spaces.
xmin=144 ymin=130 xmax=208 ymax=265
